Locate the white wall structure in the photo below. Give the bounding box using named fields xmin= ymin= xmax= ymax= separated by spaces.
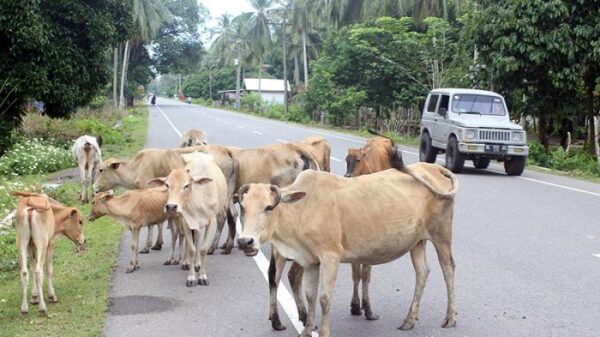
xmin=243 ymin=78 xmax=291 ymax=104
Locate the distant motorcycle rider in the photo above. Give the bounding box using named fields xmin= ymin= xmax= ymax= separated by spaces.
xmin=151 ymin=94 xmax=156 ymax=105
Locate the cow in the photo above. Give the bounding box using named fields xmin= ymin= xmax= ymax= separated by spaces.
xmin=12 ymin=191 xmax=85 ymax=315
xmin=93 ymin=145 xmax=238 ymax=255
xmin=236 ymin=163 xmax=459 ymax=337
xmin=180 ymin=129 xmax=208 ymax=147
xmin=88 ymin=188 xmax=183 ymax=272
xmin=297 ymin=136 xmax=331 ymax=172
xmin=149 ymin=152 xmax=228 ymax=287
xmin=72 ymin=135 xmax=103 ymax=204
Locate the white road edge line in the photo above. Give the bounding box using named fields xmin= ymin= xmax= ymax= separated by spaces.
xmin=237 ymin=125 xmax=245 ymax=129
xmin=154 ymin=104 xmax=182 ymax=138
xmin=253 ymin=130 xmax=264 ymax=136
xmin=330 ymin=156 xmax=342 ymax=162
xmin=277 ymin=138 xmax=288 ymax=143
xmin=156 ymin=103 xmax=310 ymax=335
xmin=593 ymin=254 xmax=600 ymax=259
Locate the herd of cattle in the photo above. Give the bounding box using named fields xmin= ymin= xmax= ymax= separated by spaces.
xmin=12 ymin=128 xmax=459 ymax=337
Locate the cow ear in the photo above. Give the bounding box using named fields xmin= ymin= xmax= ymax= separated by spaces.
xmin=281 ymin=191 xmax=306 ymax=204
xmin=232 ymin=194 xmax=240 ymax=204
xmin=109 ymin=162 xmax=120 ymax=170
xmin=102 ymin=194 xmax=114 ymax=202
xmin=148 ymin=177 xmax=167 ymax=187
xmin=69 ymin=209 xmax=79 ymax=217
xmin=193 ymin=177 xmax=213 ymax=185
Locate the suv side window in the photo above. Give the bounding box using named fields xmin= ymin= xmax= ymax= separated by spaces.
xmin=427 ymin=95 xmax=439 ymax=113
xmin=438 ymin=95 xmax=450 ymax=114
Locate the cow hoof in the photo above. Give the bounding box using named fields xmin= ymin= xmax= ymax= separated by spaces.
xmin=39 ymin=309 xmax=48 ymax=317
xmin=399 ymin=320 xmax=415 ymax=330
xmin=49 ymin=296 xmax=58 ymax=303
xmin=163 ymin=260 xmax=171 ymax=265
xmin=172 ymin=260 xmax=180 ymax=265
xmin=21 ymin=310 xmax=28 ymax=315
xmin=207 ymin=248 xmax=215 ymax=255
xmin=350 ymin=303 xmax=361 ymax=316
xmin=441 ymin=316 xmax=457 ymax=328
xmin=81 ymin=199 xmax=89 ymax=205
xmin=299 ymin=310 xmax=308 ymax=325
xmin=151 ymin=244 xmax=162 ymax=251
xmin=126 ymin=266 xmax=137 ymax=273
xmin=365 ymin=312 xmax=379 ymax=321
xmin=194 ymin=265 xmax=200 ymax=273
xmin=139 ymin=248 xmax=149 ymax=254
xmin=30 ymin=296 xmax=39 ymax=305
xmin=198 ymin=278 xmax=209 ymax=286
xmin=221 ymin=246 xmax=233 ymax=255
xmin=270 ymin=313 xmax=286 ymax=331
xmin=185 ymin=280 xmax=195 ymax=287
xmin=181 ymin=264 xmax=190 ymax=271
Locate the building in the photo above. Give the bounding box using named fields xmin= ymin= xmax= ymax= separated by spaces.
xmin=243 ymin=78 xmax=291 ymax=104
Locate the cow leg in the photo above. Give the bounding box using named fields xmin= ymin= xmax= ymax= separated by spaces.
xmin=350 ymin=263 xmax=362 ymax=315
xmin=33 ymin=239 xmax=47 ymax=315
xmin=127 ymin=227 xmax=141 ymax=273
xmin=29 ymin=246 xmax=39 ymax=305
xmin=288 ymin=261 xmax=306 ymax=325
xmin=164 ymin=221 xmax=177 ymax=265
xmin=209 ymin=212 xmax=225 ymax=255
xmin=45 ymin=242 xmax=58 ymax=303
xmin=198 ymin=219 xmax=217 ymax=286
xmin=79 ymin=164 xmax=88 ymax=204
xmin=176 ymin=224 xmax=185 ymax=265
xmin=18 ymin=241 xmax=29 ymax=314
xmin=152 ymin=222 xmax=163 ymax=250
xmin=432 ymin=236 xmax=457 ymax=328
xmin=361 ymin=264 xmax=378 ymax=320
xmin=183 ymin=226 xmax=197 ymax=287
xmin=220 ymin=207 xmax=236 ymax=254
xmin=268 ymin=249 xmax=287 ymax=330
xmin=400 ymin=240 xmax=429 ymax=330
xmin=316 ymin=254 xmax=340 ymax=337
xmin=299 ymin=265 xmax=319 ymax=337
xmin=140 ymin=225 xmax=152 ymax=254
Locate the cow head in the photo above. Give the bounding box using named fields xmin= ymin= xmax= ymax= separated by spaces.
xmin=88 ymin=191 xmax=113 ymax=221
xmin=235 ymin=184 xmax=305 ymax=257
xmin=62 ymin=208 xmax=86 ymax=252
xmin=344 ymin=148 xmax=368 ymax=177
xmin=148 ymin=168 xmax=212 ymax=215
xmin=93 ymin=158 xmax=124 ymax=193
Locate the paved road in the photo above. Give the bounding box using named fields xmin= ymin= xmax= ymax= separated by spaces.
xmin=104 ymin=97 xmax=600 ymax=337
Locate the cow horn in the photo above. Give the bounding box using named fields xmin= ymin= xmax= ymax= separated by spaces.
xmin=235 ymin=184 xmax=251 ymax=203
xmin=270 ymin=185 xmax=281 ymax=209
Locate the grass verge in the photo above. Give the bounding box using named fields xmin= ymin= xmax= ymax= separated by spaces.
xmin=0 ymin=103 xmax=148 ymax=337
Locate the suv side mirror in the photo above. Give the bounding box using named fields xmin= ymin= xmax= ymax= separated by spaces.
xmin=438 ymin=107 xmax=447 ymax=116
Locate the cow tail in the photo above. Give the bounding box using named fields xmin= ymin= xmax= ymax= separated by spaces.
xmin=405 ymin=166 xmax=459 ymax=199
xmin=367 ymin=129 xmax=395 ymax=146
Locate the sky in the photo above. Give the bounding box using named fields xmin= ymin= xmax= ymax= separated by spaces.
xmin=200 ymin=0 xmax=254 ymax=20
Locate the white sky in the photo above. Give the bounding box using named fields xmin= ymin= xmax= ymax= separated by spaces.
xmin=200 ymin=0 xmax=254 ymax=19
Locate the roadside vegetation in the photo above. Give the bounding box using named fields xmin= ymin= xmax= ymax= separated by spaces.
xmin=0 ymin=103 xmax=148 ymax=337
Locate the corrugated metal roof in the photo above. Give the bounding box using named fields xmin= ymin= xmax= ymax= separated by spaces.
xmin=244 ymin=78 xmax=291 ymax=92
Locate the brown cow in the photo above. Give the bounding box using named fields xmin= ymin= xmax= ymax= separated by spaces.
xmin=237 ymin=164 xmax=458 ymax=337
xmin=13 ymin=192 xmax=85 ymax=315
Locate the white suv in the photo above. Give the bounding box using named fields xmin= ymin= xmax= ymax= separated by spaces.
xmin=419 ymin=88 xmax=528 ymax=175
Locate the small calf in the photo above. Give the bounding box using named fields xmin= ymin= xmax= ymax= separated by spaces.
xmin=88 ymin=188 xmax=176 ymax=272
xmin=13 ymin=191 xmax=85 ymax=316
xmin=72 ymin=135 xmax=103 ymax=204
xmin=179 ymin=129 xmax=208 ymax=147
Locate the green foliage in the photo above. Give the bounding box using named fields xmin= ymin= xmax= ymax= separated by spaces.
xmin=0 ymin=0 xmax=132 ymax=152
xmin=241 ymin=92 xmax=263 ymax=112
xmin=74 ymin=119 xmax=124 ymax=144
xmin=528 ymin=142 xmax=598 ymax=175
xmin=183 ymin=66 xmax=237 ymax=99
xmin=264 ymin=104 xmax=284 ymax=119
xmin=0 ymin=139 xmax=73 ymax=176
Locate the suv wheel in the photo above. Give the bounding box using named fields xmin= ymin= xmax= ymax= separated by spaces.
xmin=504 ymin=156 xmax=526 ymax=176
xmin=473 ymin=157 xmax=491 ymax=169
xmin=445 ymin=136 xmax=465 ymax=173
xmin=419 ymin=132 xmax=437 ymax=163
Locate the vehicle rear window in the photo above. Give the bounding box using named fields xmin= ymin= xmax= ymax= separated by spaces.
xmin=451 ymin=94 xmax=506 ymax=115
xmin=427 ymin=95 xmax=439 ymax=113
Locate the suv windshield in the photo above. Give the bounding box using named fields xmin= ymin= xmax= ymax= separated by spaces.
xmin=451 ymin=94 xmax=506 ymax=116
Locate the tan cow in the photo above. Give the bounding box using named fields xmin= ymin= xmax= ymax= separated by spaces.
xmin=297 ymin=136 xmax=331 ymax=172
xmin=13 ymin=192 xmax=85 ymax=315
xmin=88 ymin=188 xmax=182 ymax=272
xmin=149 ymin=153 xmax=228 ymax=287
xmin=236 ymin=163 xmax=458 ymax=337
xmin=72 ymin=135 xmax=103 ymax=204
xmin=180 ymin=129 xmax=208 ymax=147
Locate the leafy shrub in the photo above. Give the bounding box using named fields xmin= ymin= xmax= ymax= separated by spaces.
xmin=192 ymin=97 xmax=212 ymax=106
xmin=527 ymin=141 xmax=553 ymax=167
xmin=74 ymin=118 xmax=123 ymax=144
xmin=263 ymin=104 xmax=283 ymax=119
xmin=285 ymin=103 xmax=311 ymax=123
xmin=241 ymin=92 xmax=263 ymax=112
xmin=88 ymin=95 xmax=107 ymax=109
xmin=0 ymin=138 xmax=73 ymax=176
xmin=527 ymin=141 xmax=598 ymax=175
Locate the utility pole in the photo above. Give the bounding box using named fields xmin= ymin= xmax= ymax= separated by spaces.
xmin=235 ymin=46 xmax=242 ymax=109
xmin=282 ymin=9 xmax=289 ymax=115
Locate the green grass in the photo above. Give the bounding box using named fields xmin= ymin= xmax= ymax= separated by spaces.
xmin=0 ymin=103 xmax=148 ymax=337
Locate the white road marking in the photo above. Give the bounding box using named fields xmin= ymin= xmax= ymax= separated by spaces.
xmin=237 ymin=125 xmax=245 ymax=129
xmin=253 ymin=130 xmax=263 ymax=136
xmin=330 ymin=156 xmax=342 ymax=162
xmin=586 ymin=235 xmax=595 ymax=240
xmin=593 ymin=254 xmax=600 ymax=259
xmin=517 ymin=177 xmax=600 ymax=198
xmin=224 ymin=121 xmax=231 ymax=125
xmin=276 ymin=138 xmax=288 ymax=143
xmin=236 ymin=220 xmax=314 ymax=336
xmin=216 ymin=118 xmax=221 ymax=122
xmin=154 ymin=104 xmax=182 ymax=137
xmin=156 ymin=102 xmax=309 ymax=335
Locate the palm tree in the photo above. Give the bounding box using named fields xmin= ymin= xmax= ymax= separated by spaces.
xmin=118 ymin=0 xmax=171 ymax=109
xmin=244 ymin=0 xmax=274 ymax=99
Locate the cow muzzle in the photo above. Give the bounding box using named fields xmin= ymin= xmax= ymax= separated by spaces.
xmin=165 ymin=204 xmax=178 ymax=214
xmin=237 ymin=237 xmax=258 ymax=257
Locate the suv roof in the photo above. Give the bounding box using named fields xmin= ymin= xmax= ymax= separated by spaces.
xmin=429 ymin=88 xmax=503 ymax=97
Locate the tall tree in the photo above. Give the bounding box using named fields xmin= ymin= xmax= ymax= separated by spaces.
xmin=244 ymin=0 xmax=274 ymax=98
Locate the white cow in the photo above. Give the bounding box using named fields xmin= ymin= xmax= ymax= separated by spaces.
xmin=72 ymin=135 xmax=102 ymax=204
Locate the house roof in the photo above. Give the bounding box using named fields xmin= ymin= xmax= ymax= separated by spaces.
xmin=243 ymin=78 xmax=291 ymax=92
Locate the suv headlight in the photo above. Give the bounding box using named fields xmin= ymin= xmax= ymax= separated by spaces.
xmin=465 ymin=129 xmax=476 ymax=140
xmin=512 ymin=132 xmax=524 ymax=142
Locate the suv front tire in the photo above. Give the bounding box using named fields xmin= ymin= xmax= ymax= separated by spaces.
xmin=504 ymin=156 xmax=526 ymax=176
xmin=445 ymin=136 xmax=465 ymax=173
xmin=419 ymin=132 xmax=437 ymax=163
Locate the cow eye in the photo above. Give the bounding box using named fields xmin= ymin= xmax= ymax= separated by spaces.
xmin=264 ymin=205 xmax=274 ymax=212
xmin=165 ymin=183 xmax=170 ymax=188
xmin=99 ymin=168 xmax=103 ymax=173
xmin=183 ymin=184 xmax=189 ymax=190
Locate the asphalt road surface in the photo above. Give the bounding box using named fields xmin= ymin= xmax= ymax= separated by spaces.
xmin=103 ymin=97 xmax=600 ymax=337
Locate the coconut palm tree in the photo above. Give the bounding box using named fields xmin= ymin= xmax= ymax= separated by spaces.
xmin=244 ymin=0 xmax=274 ymax=99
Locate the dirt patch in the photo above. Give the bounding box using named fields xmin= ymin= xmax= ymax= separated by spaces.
xmin=48 ymin=167 xmax=80 ymax=183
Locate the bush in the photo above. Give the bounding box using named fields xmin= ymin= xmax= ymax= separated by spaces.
xmin=74 ymin=118 xmax=123 ymax=144
xmin=263 ymin=104 xmax=284 ymax=119
xmin=0 ymin=138 xmax=73 ymax=176
xmin=88 ymin=95 xmax=107 ymax=109
xmin=527 ymin=141 xmax=598 ymax=175
xmin=285 ymin=103 xmax=311 ymax=123
xmin=241 ymin=92 xmax=263 ymax=112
